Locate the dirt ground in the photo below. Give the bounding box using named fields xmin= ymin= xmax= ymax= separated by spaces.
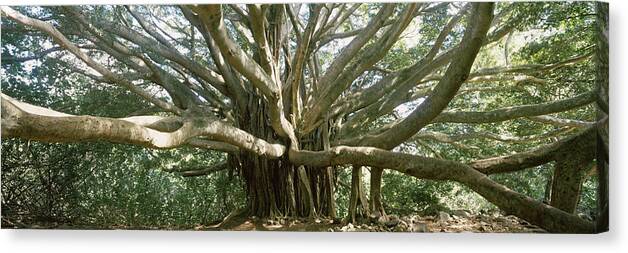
xmin=209 ymin=212 xmax=546 ymax=233
xmin=2 ymin=210 xmax=547 ymax=233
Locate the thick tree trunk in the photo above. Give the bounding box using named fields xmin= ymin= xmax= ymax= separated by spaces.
xmin=595 ymin=137 xmax=609 ymax=232
xmin=347 ymin=166 xmax=370 ymax=223
xmin=595 ymin=1 xmax=609 ymax=233
xmin=369 ymin=167 xmax=386 ymax=217
xmin=548 ymin=123 xmax=595 ymax=213
xmin=236 ymin=94 xmax=335 ymax=218
xmin=550 ymin=157 xmax=592 ymax=213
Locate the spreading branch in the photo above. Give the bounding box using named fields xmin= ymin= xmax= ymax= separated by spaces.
xmin=289 ymin=144 xmax=594 ymax=233
xmin=163 ymin=161 xmax=229 ymax=177
xmin=470 ymin=127 xmax=596 ymax=175
xmin=1 ymin=6 xmax=183 ymax=115
xmin=433 ymin=91 xmax=595 ymax=124
xmin=341 ymin=3 xmax=495 ymax=149
xmin=1 ymin=93 xmax=283 ymax=157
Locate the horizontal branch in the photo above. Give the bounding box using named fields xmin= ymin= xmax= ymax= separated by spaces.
xmin=163 ymin=161 xmax=229 ymax=177
xmin=469 ymin=127 xmax=596 ymax=175
xmin=415 ymin=127 xmax=572 ymax=145
xmin=473 ymin=52 xmax=593 ymax=76
xmin=342 ymin=91 xmax=596 ymax=147
xmin=289 ymin=145 xmax=593 ymax=233
xmin=433 ymin=91 xmax=596 ymax=124
xmin=420 ymin=53 xmax=592 ymax=84
xmin=527 ymin=115 xmax=595 ymax=128
xmin=1 ymin=93 xmax=284 ymax=158
xmin=186 ymin=139 xmax=239 ymax=153
xmin=1 ymin=46 xmax=65 ymax=64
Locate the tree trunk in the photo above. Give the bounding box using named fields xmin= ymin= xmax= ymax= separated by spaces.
xmin=543 ymin=170 xmax=553 ymax=204
xmin=595 ymin=1 xmax=609 ymax=233
xmin=369 ymin=167 xmax=386 ymax=217
xmin=549 ymin=157 xmax=592 ymax=213
xmin=595 ymin=137 xmax=609 ymax=232
xmin=235 ymin=94 xmax=336 ymax=218
xmin=347 ymin=166 xmax=370 ymax=223
xmin=549 ymin=126 xmax=595 ymax=214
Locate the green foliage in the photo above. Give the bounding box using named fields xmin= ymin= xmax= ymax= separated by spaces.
xmin=577 ymin=175 xmax=598 ymax=217
xmin=490 ymin=165 xmax=553 ymax=202
xmin=374 ymin=1 xmax=598 ymax=217
xmin=1 ymin=140 xmax=245 ymax=227
xmin=1 ymin=28 xmax=244 ymax=226
xmin=381 ymin=171 xmax=452 ymax=216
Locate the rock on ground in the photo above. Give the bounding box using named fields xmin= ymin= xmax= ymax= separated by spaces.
xmin=331 ymin=212 xmax=546 ymax=233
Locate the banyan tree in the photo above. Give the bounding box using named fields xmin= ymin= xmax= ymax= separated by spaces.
xmin=0 ymin=2 xmax=609 ymax=233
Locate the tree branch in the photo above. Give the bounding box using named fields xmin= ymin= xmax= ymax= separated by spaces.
xmin=1 ymin=6 xmax=183 ymax=115
xmin=469 ymin=127 xmax=596 ymax=175
xmin=192 ymin=5 xmax=297 ymax=142
xmin=527 ymin=115 xmax=595 ymax=128
xmin=179 ymin=7 xmax=248 ymax=112
xmin=288 ymin=144 xmax=593 ymax=233
xmin=1 ymin=93 xmax=284 ymax=157
xmin=301 ymin=4 xmax=418 ymax=134
xmin=433 ymin=91 xmax=595 ymax=124
xmin=163 ymin=161 xmax=229 ymax=177
xmin=300 ymin=4 xmax=396 ymax=132
xmin=64 ymin=7 xmax=228 ymax=97
xmin=329 ymin=5 xmax=522 ymax=133
xmin=284 ymin=5 xmax=321 ymax=125
xmin=341 ymin=3 xmax=495 ymax=149
xmin=415 ymin=127 xmax=572 ymax=145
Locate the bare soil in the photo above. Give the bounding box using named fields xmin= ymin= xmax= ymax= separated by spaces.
xmin=1 ymin=212 xmax=547 ymax=233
